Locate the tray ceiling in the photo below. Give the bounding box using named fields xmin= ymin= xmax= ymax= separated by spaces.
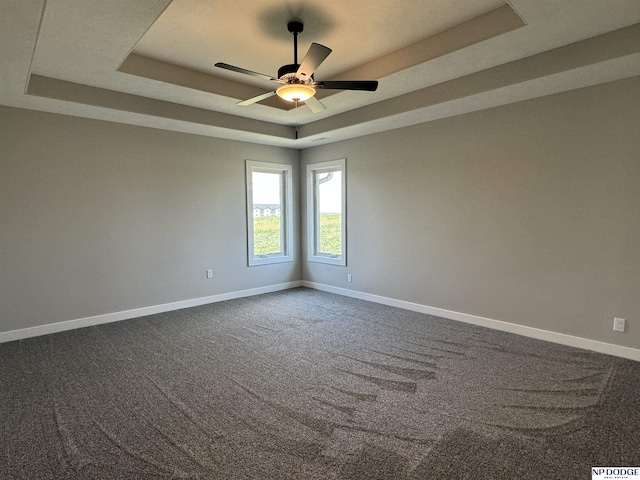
xmin=1 ymin=0 xmax=639 ymax=148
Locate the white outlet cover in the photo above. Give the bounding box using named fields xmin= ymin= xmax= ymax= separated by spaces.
xmin=613 ymin=317 xmax=626 ymax=332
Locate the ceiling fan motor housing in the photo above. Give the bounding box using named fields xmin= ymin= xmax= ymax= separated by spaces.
xmin=278 ymin=63 xmax=302 ymax=81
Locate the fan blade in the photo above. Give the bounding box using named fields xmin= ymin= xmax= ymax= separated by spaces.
xmin=237 ymin=90 xmax=277 ymax=106
xmin=295 ymin=43 xmax=332 ymax=81
xmin=314 ymin=80 xmax=378 ymax=91
xmin=305 ymin=95 xmax=326 ymax=113
xmin=215 ymin=62 xmax=275 ymax=82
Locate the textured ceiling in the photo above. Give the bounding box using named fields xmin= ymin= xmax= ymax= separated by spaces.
xmin=1 ymin=0 xmax=639 ymax=149
xmin=134 ymin=0 xmax=503 ymax=82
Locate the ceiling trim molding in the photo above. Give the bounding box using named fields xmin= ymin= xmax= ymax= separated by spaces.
xmin=299 ymin=24 xmax=640 ymax=139
xmin=5 ymin=0 xmax=638 ymax=150
xmin=23 ymin=23 xmax=640 ymax=149
xmin=119 ymin=53 xmax=278 ymax=107
xmin=26 ymin=75 xmax=295 ymax=140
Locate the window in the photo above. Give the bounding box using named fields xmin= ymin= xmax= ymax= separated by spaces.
xmin=246 ymin=160 xmax=293 ymax=266
xmin=307 ymin=159 xmax=346 ymax=266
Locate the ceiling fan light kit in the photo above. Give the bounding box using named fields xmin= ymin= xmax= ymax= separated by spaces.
xmin=215 ymin=21 xmax=378 ymax=113
xmin=276 ymin=83 xmax=316 ymax=102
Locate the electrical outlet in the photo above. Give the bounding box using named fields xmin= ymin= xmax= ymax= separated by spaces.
xmin=206 ymin=269 xmax=213 ymax=279
xmin=613 ymin=317 xmax=625 ymax=332
xmin=347 ymin=274 xmax=352 ymax=283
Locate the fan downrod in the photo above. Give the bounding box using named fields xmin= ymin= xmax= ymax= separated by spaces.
xmin=279 ymin=21 xmax=305 ymax=80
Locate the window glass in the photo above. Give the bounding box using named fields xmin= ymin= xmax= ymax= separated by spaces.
xmin=246 ymin=161 xmax=293 ymax=266
xmin=315 ymin=170 xmax=342 ymax=255
xmin=252 ymin=171 xmax=283 ymax=256
xmin=307 ymin=159 xmax=346 ymax=266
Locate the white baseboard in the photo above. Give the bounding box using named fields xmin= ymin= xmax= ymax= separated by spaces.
xmin=0 ymin=281 xmax=302 ymax=344
xmin=302 ymin=281 xmax=640 ymax=362
xmin=3 ymin=280 xmax=638 ymax=362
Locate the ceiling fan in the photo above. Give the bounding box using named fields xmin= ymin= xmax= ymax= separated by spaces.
xmin=215 ymin=21 xmax=378 ymax=113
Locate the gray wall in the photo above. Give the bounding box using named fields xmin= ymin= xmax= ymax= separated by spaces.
xmin=0 ymin=107 xmax=300 ymax=333
xmin=2 ymin=76 xmax=639 ymax=349
xmin=301 ymin=76 xmax=640 ymax=349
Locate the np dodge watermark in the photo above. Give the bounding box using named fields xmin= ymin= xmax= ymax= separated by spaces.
xmin=593 ymin=467 xmax=640 ymax=479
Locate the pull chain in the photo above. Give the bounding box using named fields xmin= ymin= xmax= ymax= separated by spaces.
xmin=294 ymin=99 xmax=299 ymax=139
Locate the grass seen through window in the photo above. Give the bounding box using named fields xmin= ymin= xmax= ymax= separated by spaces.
xmin=253 ymin=215 xmax=282 ymax=255
xmin=253 ymin=214 xmax=342 ymax=255
xmin=318 ymin=213 xmax=342 ymax=254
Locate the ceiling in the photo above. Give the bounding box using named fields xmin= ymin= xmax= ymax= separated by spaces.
xmin=1 ymin=0 xmax=639 ymax=149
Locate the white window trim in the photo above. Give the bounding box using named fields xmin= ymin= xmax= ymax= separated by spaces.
xmin=306 ymin=159 xmax=346 ymax=266
xmin=246 ymin=160 xmax=294 ymax=266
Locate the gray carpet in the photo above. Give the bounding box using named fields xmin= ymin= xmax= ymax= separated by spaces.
xmin=1 ymin=288 xmax=639 ymax=479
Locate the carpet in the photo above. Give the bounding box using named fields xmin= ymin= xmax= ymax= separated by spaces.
xmin=1 ymin=288 xmax=639 ymax=479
